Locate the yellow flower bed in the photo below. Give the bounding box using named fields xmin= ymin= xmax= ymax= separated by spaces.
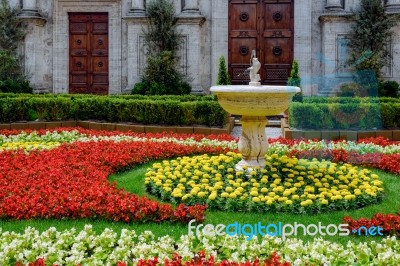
xmin=145 ymin=152 xmax=384 ymax=214
xmin=0 ymin=141 xmax=61 ymax=152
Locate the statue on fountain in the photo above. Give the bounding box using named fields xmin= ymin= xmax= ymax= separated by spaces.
xmin=247 ymin=49 xmax=261 ymax=86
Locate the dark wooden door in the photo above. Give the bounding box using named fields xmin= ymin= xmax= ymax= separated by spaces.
xmin=228 ymin=0 xmax=293 ymax=85
xmin=69 ymin=13 xmax=109 ymax=95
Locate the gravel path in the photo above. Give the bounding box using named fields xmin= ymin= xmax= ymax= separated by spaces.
xmin=230 ymin=126 xmax=282 ymax=139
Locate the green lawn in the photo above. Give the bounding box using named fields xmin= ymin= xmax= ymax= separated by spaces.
xmin=1 ymin=161 xmax=398 ymax=245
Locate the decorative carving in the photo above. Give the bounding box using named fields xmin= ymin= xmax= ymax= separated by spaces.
xmin=97 ymin=51 xmax=103 ymax=55
xmin=273 ymin=11 xmax=282 ymax=21
xmin=271 ymin=31 xmax=283 ymax=37
xmin=238 ymin=31 xmax=250 ymax=38
xmin=76 ymin=51 xmax=83 ymax=55
xmin=98 ymin=62 xmax=104 ymax=67
xmin=239 ymin=12 xmax=249 ymax=22
xmin=97 ymin=40 xmax=103 ymax=45
xmin=76 ymin=62 xmax=82 ymax=68
xmin=272 ymin=46 xmax=282 ymax=56
xmin=76 ymin=39 xmax=82 ymax=45
xmin=239 ymin=46 xmax=249 ymax=55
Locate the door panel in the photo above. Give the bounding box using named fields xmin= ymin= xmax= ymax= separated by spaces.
xmin=228 ymin=0 xmax=294 ymax=85
xmin=69 ymin=13 xmax=109 ymax=95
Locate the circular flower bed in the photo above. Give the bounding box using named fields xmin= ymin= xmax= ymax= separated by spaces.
xmin=145 ymin=152 xmax=384 ymax=214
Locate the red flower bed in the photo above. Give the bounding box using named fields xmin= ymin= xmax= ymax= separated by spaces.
xmin=0 ymin=140 xmax=231 ymax=223
xmin=343 ymin=212 xmax=400 ymax=237
xmin=357 ymin=136 xmax=400 ymax=147
xmin=18 ymin=251 xmax=290 ymax=266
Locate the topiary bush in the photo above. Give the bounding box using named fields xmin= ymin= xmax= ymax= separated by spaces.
xmin=287 ymin=60 xmax=303 ymax=102
xmin=337 ymin=83 xmax=362 ymax=97
xmin=216 ymin=56 xmax=231 ymax=85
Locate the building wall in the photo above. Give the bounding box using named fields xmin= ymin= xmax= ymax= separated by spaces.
xmin=12 ymin=0 xmax=400 ymax=95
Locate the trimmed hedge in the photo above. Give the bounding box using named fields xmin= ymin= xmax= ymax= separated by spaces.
xmin=0 ymin=93 xmax=217 ymax=101
xmin=289 ymin=101 xmax=400 ymax=130
xmin=302 ymin=96 xmax=400 ymax=104
xmin=0 ymin=94 xmax=228 ymax=127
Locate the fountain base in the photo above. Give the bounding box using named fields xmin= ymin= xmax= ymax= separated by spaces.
xmin=249 ymin=82 xmax=261 ymax=86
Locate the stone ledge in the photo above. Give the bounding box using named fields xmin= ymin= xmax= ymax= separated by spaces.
xmin=0 ymin=121 xmax=232 ymax=135
xmin=284 ymin=129 xmax=400 ymax=141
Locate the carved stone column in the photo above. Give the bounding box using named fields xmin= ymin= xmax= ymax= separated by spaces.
xmin=385 ymin=0 xmax=400 ymax=13
xmin=129 ymin=0 xmax=146 ymax=16
xmin=325 ymin=0 xmax=343 ymax=11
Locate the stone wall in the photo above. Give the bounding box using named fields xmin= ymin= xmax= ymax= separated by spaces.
xmin=9 ymin=0 xmax=400 ymax=95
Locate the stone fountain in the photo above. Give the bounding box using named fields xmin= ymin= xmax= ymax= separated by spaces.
xmin=211 ymin=51 xmax=300 ymax=170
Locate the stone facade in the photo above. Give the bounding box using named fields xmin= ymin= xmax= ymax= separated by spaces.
xmin=8 ymin=0 xmax=400 ymax=95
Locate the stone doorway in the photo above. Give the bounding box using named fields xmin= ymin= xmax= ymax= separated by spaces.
xmin=228 ymin=0 xmax=294 ymax=85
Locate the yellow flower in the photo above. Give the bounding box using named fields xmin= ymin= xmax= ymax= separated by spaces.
xmin=252 ymin=197 xmax=261 ymax=203
xmin=285 ymin=200 xmax=293 ymax=205
xmin=250 ymin=191 xmax=259 ymax=197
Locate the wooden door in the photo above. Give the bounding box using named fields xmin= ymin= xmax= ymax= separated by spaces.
xmin=69 ymin=13 xmax=109 ymax=95
xmin=228 ymin=0 xmax=294 ymax=85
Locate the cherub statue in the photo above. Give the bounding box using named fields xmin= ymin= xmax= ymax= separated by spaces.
xmin=247 ymin=50 xmax=261 ymax=85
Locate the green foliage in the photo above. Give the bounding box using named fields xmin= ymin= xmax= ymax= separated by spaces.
xmin=378 ymin=80 xmax=400 ymax=98
xmin=287 ymin=60 xmax=303 ymax=102
xmin=144 ymin=0 xmax=180 ymax=55
xmin=133 ymin=51 xmax=191 ymax=95
xmin=216 ymin=56 xmax=231 ymax=85
xmin=0 ymin=2 xmax=31 ymax=93
xmin=0 ymin=94 xmax=228 ymax=126
xmin=0 ymin=78 xmax=32 ymax=93
xmin=289 ymin=100 xmax=400 ymax=129
xmin=0 ymin=0 xmax=26 ymax=51
xmin=348 ymin=0 xmax=396 ymax=81
xmin=135 ymin=0 xmax=191 ymax=95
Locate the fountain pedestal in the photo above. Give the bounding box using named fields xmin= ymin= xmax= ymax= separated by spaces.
xmin=236 ymin=116 xmax=268 ymax=170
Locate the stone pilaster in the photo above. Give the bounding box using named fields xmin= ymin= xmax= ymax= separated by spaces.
xmin=182 ymin=0 xmax=200 ymax=14
xmin=19 ymin=0 xmax=46 ymax=25
xmin=128 ymin=0 xmax=146 ymax=17
xmin=325 ymin=0 xmax=344 ymax=11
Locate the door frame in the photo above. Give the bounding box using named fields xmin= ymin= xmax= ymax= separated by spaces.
xmin=53 ymin=1 xmax=121 ymax=94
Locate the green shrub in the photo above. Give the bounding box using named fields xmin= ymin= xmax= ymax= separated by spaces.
xmin=378 ymin=80 xmax=400 ymax=98
xmin=336 ymin=83 xmax=362 ymax=97
xmin=0 ymin=79 xmax=32 ymax=93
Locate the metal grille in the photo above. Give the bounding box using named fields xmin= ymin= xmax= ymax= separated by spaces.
xmin=266 ymin=69 xmax=288 ymax=80
xmin=233 ymin=68 xmax=249 ymax=80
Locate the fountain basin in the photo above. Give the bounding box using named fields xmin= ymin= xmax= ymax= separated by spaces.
xmin=210 ymin=85 xmax=300 ymax=116
xmin=211 ymin=85 xmax=300 ymax=171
